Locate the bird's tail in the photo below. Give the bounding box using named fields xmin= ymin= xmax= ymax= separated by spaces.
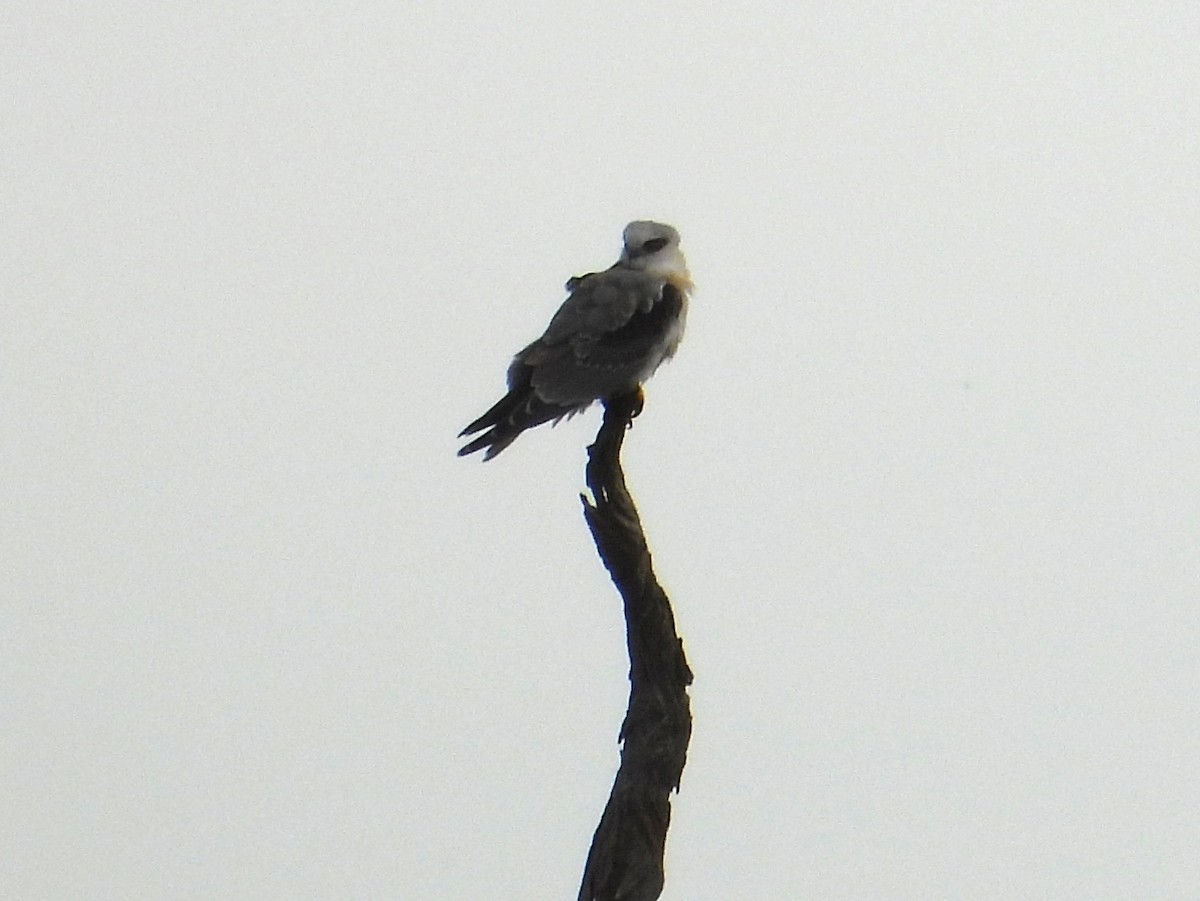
xmin=457 ymin=384 xmax=574 ymax=460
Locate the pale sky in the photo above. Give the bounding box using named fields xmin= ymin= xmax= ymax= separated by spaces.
xmin=4 ymin=3 xmax=1199 ymax=899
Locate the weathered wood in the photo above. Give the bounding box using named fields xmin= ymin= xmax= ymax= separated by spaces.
xmin=577 ymin=390 xmax=694 ymax=901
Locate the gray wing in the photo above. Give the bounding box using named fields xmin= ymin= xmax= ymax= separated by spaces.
xmin=508 ymin=268 xmax=680 ymax=406
xmin=540 ymin=269 xmax=655 ymax=345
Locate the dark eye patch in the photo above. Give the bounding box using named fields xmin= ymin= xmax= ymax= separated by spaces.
xmin=641 ymin=237 xmax=669 ymax=253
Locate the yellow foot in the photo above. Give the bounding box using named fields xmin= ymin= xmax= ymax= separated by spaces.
xmin=631 ymin=385 xmax=645 ymax=418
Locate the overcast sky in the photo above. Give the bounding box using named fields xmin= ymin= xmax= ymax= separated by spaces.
xmin=4 ymin=3 xmax=1199 ymax=899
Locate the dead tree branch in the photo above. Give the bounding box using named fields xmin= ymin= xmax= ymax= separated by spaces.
xmin=577 ymin=390 xmax=694 ymax=901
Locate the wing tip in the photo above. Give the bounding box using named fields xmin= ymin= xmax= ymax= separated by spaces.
xmin=457 ymin=428 xmax=515 ymax=460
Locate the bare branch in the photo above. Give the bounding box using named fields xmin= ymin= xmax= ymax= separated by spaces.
xmin=578 ymin=390 xmax=694 ymax=901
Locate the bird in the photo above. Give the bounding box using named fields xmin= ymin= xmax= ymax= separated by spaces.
xmin=458 ymin=220 xmax=692 ymax=460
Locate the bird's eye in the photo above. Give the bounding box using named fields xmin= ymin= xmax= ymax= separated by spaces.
xmin=642 ymin=237 xmax=669 ymax=253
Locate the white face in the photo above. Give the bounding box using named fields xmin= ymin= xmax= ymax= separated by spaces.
xmin=620 ymin=221 xmax=686 ymax=276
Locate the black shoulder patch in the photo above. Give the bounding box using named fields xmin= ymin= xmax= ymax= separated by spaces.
xmin=595 ymin=282 xmax=682 ymax=352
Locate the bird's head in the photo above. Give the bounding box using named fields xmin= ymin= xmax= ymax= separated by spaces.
xmin=619 ymin=221 xmax=689 ymax=283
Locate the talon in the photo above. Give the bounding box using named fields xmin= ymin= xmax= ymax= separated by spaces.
xmin=631 ymin=386 xmax=645 ymax=418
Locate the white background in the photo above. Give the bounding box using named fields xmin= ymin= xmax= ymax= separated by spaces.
xmin=4 ymin=3 xmax=1198 ymax=898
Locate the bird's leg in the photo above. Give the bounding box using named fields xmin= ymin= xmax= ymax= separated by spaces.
xmin=629 ymin=385 xmax=645 ymax=419
xmin=601 ymin=388 xmax=645 ymax=424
